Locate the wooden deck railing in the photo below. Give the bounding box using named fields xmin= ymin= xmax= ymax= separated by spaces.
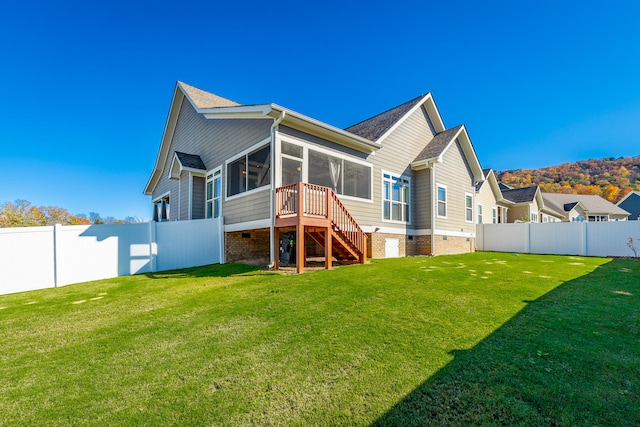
xmin=275 ymin=182 xmax=366 ymax=260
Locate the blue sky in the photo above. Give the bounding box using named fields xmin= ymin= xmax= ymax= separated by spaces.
xmin=1 ymin=0 xmax=639 ymax=220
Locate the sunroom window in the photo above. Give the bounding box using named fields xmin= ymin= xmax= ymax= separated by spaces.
xmin=308 ymin=149 xmax=371 ymax=200
xmin=227 ymin=145 xmax=270 ymax=197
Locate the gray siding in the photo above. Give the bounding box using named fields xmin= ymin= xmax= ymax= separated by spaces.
xmin=151 ymin=98 xmax=272 ymax=224
xmin=366 ymin=106 xmax=436 ymax=231
xmin=414 ymin=169 xmax=432 ymax=229
xmin=619 ymin=194 xmax=640 ymax=220
xmin=192 ymin=176 xmax=205 ymax=219
xmin=179 ymin=170 xmax=189 ymax=220
xmin=433 ymin=140 xmax=475 ymax=233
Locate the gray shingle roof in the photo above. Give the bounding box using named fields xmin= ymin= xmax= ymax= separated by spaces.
xmin=541 ymin=193 xmax=630 ymax=215
xmin=175 ymin=152 xmax=206 ymax=170
xmin=412 ymin=125 xmax=463 ymax=163
xmin=345 ymin=94 xmax=426 ymax=141
xmin=501 ymin=185 xmax=539 ymax=203
xmin=476 ymin=168 xmax=493 ymax=191
xmin=178 ymin=81 xmax=240 ymax=109
xmin=498 ymin=182 xmax=512 ymax=191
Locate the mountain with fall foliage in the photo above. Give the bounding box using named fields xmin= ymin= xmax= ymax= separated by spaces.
xmin=495 ymin=155 xmax=640 ymax=203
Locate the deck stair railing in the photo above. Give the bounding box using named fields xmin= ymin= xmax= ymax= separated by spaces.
xmin=275 ymin=182 xmax=366 ymax=265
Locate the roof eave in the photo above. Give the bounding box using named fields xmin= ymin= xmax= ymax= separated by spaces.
xmin=269 ymin=105 xmax=380 ymax=153
xmin=144 ymin=83 xmax=184 ymax=196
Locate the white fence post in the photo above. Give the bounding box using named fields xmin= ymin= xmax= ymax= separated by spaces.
xmin=149 ymin=221 xmax=157 ymax=273
xmin=219 ymin=216 xmax=225 ymax=264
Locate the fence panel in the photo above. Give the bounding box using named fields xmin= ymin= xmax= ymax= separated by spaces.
xmin=479 ymin=221 xmax=640 ymax=258
xmin=0 ymin=226 xmax=55 ymax=294
xmin=586 ymin=221 xmax=640 ymax=257
xmin=479 ymin=223 xmax=529 ymax=253
xmin=529 ymin=222 xmax=585 ymax=255
xmin=0 ymin=218 xmax=224 ymax=295
xmin=155 ymin=218 xmax=222 ymax=271
xmin=58 ymin=223 xmax=153 ymax=286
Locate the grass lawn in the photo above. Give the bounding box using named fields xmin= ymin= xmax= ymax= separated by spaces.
xmin=1 ymin=252 xmax=638 ymax=426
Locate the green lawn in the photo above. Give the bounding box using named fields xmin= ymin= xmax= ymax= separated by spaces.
xmin=1 ymin=252 xmax=638 ymax=426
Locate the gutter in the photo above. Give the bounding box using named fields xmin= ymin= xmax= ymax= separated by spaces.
xmin=268 ymin=110 xmax=286 ymax=269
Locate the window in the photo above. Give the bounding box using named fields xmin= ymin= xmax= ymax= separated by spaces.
xmin=437 ymin=185 xmax=447 ymax=218
xmin=206 ymin=169 xmax=221 ymax=218
xmin=281 ymin=141 xmax=303 ymax=186
xmin=308 ymin=149 xmax=371 ymax=200
xmin=465 ymin=193 xmax=473 ymax=222
xmin=477 ymin=204 xmax=483 ymax=224
xmin=530 ymin=212 xmax=538 ymax=222
xmin=227 ymin=145 xmax=270 ymax=197
xmin=153 ymin=194 xmax=170 ymax=221
xmin=492 ymin=207 xmax=497 ymax=223
xmin=383 ymin=173 xmax=410 ymax=223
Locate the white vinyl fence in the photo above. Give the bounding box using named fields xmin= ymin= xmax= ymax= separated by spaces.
xmin=0 ymin=218 xmax=223 ymax=295
xmin=477 ymin=221 xmax=640 ymax=257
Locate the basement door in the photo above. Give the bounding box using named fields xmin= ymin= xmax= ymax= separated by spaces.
xmin=385 ymin=238 xmax=399 ymax=258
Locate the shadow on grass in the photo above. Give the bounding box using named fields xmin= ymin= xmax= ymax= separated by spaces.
xmin=372 ymin=258 xmax=640 ymax=426
xmin=143 ymin=262 xmax=264 ymax=279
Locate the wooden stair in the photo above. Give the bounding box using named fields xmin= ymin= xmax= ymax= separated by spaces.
xmin=306 ymin=227 xmax=359 ymax=262
xmin=275 ymin=182 xmax=367 ymax=272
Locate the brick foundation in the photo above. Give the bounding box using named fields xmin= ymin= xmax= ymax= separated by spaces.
xmin=225 ymin=228 xmax=270 ymax=264
xmin=368 ymin=232 xmax=432 ymax=258
xmin=368 ymin=232 xmax=473 ymax=258
xmin=433 ymin=235 xmax=475 ymax=255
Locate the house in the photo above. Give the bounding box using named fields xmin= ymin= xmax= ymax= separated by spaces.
xmin=490 ymin=180 xmax=630 ymax=223
xmin=541 ymin=193 xmax=630 ymax=222
xmin=144 ymin=82 xmax=484 ymax=271
xmin=617 ymin=191 xmax=640 ymax=220
xmin=475 ymin=168 xmax=512 ymax=223
xmin=498 ymin=184 xmax=564 ymax=223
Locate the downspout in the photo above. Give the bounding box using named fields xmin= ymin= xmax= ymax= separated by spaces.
xmin=429 ymin=161 xmax=436 ymax=256
xmin=268 ymin=110 xmax=286 ymax=268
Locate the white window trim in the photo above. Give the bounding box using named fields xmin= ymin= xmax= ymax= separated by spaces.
xmin=225 ymin=137 xmax=271 ymax=201
xmin=465 ymin=192 xmax=474 ymax=223
xmin=492 ymin=206 xmax=497 ymax=224
xmin=381 ymin=170 xmax=411 ymax=224
xmin=436 ymin=183 xmax=447 ymax=219
xmin=477 ymin=203 xmax=483 ymax=224
xmin=277 ymin=134 xmax=374 ymax=203
xmin=206 ymin=166 xmax=222 ymax=219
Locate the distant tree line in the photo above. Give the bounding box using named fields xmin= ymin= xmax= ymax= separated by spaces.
xmin=496 ymin=155 xmax=640 ymax=202
xmin=0 ymin=200 xmax=139 ymax=228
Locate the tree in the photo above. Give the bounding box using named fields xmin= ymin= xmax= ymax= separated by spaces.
xmin=0 ymin=200 xmax=133 ymax=228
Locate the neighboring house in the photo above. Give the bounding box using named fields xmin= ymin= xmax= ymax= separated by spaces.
xmin=541 ymin=193 xmax=630 ymax=222
xmin=617 ymin=191 xmax=640 ymax=220
xmin=475 ymin=168 xmax=512 ymax=224
xmin=494 ymin=182 xmax=627 ymax=223
xmin=498 ymin=185 xmax=564 ymax=223
xmin=144 ymin=82 xmax=484 ymax=270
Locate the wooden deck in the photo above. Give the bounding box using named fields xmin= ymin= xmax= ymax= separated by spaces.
xmin=274 ymin=182 xmax=367 ymax=273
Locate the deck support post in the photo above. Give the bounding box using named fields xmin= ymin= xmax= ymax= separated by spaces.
xmin=273 ymin=227 xmax=279 ymax=270
xmin=296 ymin=182 xmax=305 ymax=274
xmin=324 ymin=227 xmax=332 ymax=270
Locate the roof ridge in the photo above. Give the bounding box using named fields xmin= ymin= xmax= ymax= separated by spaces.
xmin=177 ymin=81 xmax=241 ymax=109
xmin=344 ymin=94 xmax=428 ymax=141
